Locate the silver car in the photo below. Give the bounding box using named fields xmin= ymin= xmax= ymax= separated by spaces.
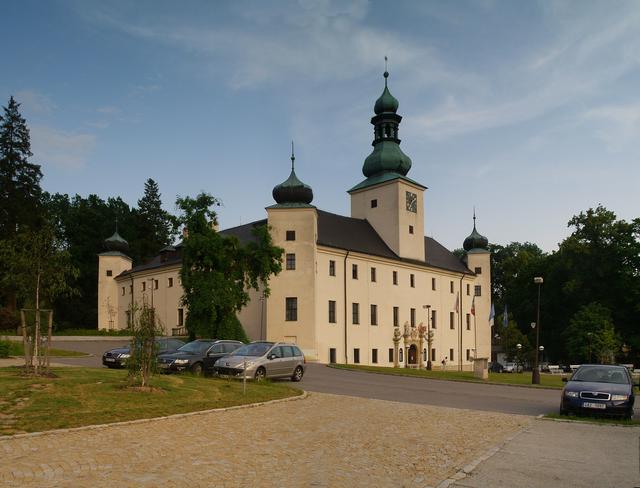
xmin=213 ymin=341 xmax=306 ymax=381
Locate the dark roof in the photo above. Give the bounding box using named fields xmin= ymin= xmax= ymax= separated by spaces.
xmin=118 ymin=212 xmax=471 ymax=277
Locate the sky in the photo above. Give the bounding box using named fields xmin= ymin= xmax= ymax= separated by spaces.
xmin=2 ymin=0 xmax=639 ymax=252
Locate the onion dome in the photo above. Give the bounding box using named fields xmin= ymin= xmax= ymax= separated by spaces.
xmin=272 ymin=143 xmax=314 ymax=205
xmin=463 ymin=212 xmax=489 ymax=251
xmin=374 ymin=71 xmax=399 ymax=115
xmin=104 ymin=227 xmax=129 ymax=254
xmin=362 ymin=67 xmax=412 ymax=178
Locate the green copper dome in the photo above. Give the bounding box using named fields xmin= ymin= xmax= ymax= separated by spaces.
xmin=362 ymin=70 xmax=412 ymax=178
xmin=374 ymin=72 xmax=399 ymax=114
xmin=272 ymin=146 xmax=313 ymax=205
xmin=104 ymin=229 xmax=129 ymax=254
xmin=463 ymin=214 xmax=489 ymax=251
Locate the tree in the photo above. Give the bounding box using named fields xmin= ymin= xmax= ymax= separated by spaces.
xmin=177 ymin=193 xmax=283 ymax=340
xmin=127 ymin=301 xmax=163 ymax=388
xmin=0 ymin=96 xmax=43 ymax=311
xmin=0 ymin=223 xmax=78 ymax=374
xmin=134 ymin=178 xmax=177 ymax=263
xmin=564 ymin=303 xmax=620 ymax=364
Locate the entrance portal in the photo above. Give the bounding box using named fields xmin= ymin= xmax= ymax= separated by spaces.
xmin=408 ymin=344 xmax=417 ymax=365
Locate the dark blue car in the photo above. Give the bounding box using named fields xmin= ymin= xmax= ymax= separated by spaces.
xmin=560 ymin=364 xmax=636 ymax=420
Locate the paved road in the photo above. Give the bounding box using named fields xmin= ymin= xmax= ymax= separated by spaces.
xmin=300 ymin=364 xmax=561 ymax=416
xmin=51 ymin=340 xmax=128 ymax=368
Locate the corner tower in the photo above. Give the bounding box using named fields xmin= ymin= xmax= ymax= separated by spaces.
xmin=349 ymin=67 xmax=426 ymax=261
xmin=98 ymin=225 xmax=132 ymax=330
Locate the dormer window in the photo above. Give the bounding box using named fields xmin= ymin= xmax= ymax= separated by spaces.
xmin=371 ymin=199 xmax=378 ymax=208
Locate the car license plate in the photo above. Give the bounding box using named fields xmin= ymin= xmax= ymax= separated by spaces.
xmin=104 ymin=358 xmax=115 ymax=362
xmin=583 ymin=402 xmax=606 ymax=409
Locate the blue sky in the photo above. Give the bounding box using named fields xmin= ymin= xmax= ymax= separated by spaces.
xmin=2 ymin=0 xmax=639 ymax=252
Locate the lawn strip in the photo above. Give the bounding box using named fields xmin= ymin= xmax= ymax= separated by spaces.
xmin=330 ymin=364 xmax=566 ymax=389
xmin=543 ymin=412 xmax=640 ymax=426
xmin=0 ymin=367 xmax=301 ymax=434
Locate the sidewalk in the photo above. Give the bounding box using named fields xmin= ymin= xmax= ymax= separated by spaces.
xmin=446 ymin=418 xmax=640 ymax=488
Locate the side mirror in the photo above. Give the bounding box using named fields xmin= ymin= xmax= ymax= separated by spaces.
xmin=562 ymin=377 xmax=568 ymax=382
xmin=267 ymin=354 xmax=276 ymax=360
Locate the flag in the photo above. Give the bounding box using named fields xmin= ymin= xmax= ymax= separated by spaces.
xmin=454 ymin=292 xmax=459 ymax=313
xmin=471 ymin=296 xmax=475 ymax=316
xmin=503 ymin=304 xmax=508 ymax=328
xmin=489 ymin=303 xmax=495 ymax=326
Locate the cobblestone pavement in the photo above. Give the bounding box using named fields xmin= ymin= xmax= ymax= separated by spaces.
xmin=0 ymin=393 xmax=529 ymax=488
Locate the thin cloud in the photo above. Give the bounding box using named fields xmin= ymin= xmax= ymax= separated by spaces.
xmin=31 ymin=125 xmax=96 ymax=170
xmin=14 ymin=90 xmax=56 ymax=115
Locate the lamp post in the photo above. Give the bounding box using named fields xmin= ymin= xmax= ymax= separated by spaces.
xmin=422 ymin=305 xmax=432 ymax=370
xmin=532 ymin=277 xmax=543 ymax=384
xmin=516 ymin=343 xmax=522 ymax=372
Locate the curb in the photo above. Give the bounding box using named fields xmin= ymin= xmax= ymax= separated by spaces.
xmin=328 ymin=364 xmax=563 ymax=391
xmin=434 ymin=422 xmax=531 ymax=488
xmin=540 ymin=414 xmax=640 ymax=428
xmin=0 ymin=390 xmax=308 ymax=441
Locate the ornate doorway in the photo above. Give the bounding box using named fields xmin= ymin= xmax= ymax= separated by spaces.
xmin=408 ymin=344 xmax=417 ymax=365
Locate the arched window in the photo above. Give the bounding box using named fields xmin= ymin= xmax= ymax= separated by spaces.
xmin=399 ymin=348 xmax=403 ymax=363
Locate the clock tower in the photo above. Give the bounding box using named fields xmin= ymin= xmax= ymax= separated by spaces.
xmin=349 ymin=69 xmax=426 ymax=261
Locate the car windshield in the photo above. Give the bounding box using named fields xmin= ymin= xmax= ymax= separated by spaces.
xmin=177 ymin=341 xmax=213 ymax=353
xmin=231 ymin=343 xmax=272 ymax=357
xmin=572 ymin=366 xmax=629 ymax=384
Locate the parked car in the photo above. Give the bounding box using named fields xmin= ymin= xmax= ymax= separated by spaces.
xmin=102 ymin=338 xmax=185 ymax=368
xmin=489 ymin=361 xmax=504 ymax=373
xmin=503 ymin=362 xmax=522 ymax=373
xmin=157 ymin=339 xmax=243 ymax=375
xmin=560 ymin=364 xmax=636 ymax=420
xmin=213 ymin=341 xmax=306 ymax=381
xmin=202 ymin=341 xmax=244 ymax=375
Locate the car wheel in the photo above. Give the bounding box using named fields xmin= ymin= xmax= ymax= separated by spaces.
xmin=291 ymin=366 xmax=304 ymax=382
xmin=191 ymin=362 xmax=203 ymax=375
xmin=254 ymin=367 xmax=266 ymax=381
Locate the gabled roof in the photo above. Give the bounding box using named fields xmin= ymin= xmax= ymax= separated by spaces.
xmin=118 ymin=211 xmax=471 ymax=278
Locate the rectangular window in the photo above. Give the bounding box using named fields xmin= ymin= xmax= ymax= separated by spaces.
xmin=177 ymin=308 xmax=184 ymax=326
xmin=286 ymin=297 xmax=298 ymax=321
xmin=410 ymin=308 xmax=416 ymax=327
xmin=393 ymin=270 xmax=398 ymax=285
xmin=466 ymin=284 xmax=470 ymax=296
xmin=329 ymin=260 xmax=336 ymax=276
xmin=388 ymin=348 xmax=394 ymax=363
xmin=286 ymin=230 xmax=296 ymax=241
xmin=466 ymin=313 xmax=471 ymax=330
xmin=432 ymin=277 xmax=436 ymax=290
xmin=372 ymin=348 xmax=378 ymax=364
xmin=168 ymin=277 xmax=174 ymax=288
xmin=352 ymin=264 xmax=358 ymax=279
xmin=449 ymin=348 xmax=454 ymax=361
xmin=154 ymin=279 xmax=158 ymax=290
xmin=410 ymin=274 xmax=415 ymax=288
xmin=370 ymin=304 xmax=378 ymax=326
xmin=354 ymin=348 xmax=360 ymax=364
xmin=450 ymin=281 xmax=454 ymax=293
xmin=286 ymin=253 xmax=296 ymax=270
xmin=474 ymin=266 xmax=482 ymax=275
xmin=371 ymin=267 xmax=377 ymax=282
xmin=450 ymin=312 xmax=455 ymax=329
xmin=328 ymin=301 xmax=336 ymax=323
xmin=475 ymin=285 xmax=482 ymax=297
xmin=466 ymin=349 xmax=471 ymax=361
xmin=177 ymin=277 xmax=182 ymax=286
xmin=393 ymin=306 xmax=399 ymax=327
xmin=121 ymin=287 xmax=125 ymax=296
xmin=329 ymin=348 xmax=336 ymax=364
xmin=431 ymin=348 xmax=436 ymax=361
xmin=106 ymin=269 xmax=112 ymax=277
xmin=409 ymin=225 xmax=414 ymax=234
xmin=431 ymin=310 xmax=437 ymax=329
xmin=142 ymin=281 xmax=146 ymax=291
xmin=371 ymin=199 xmax=378 ymax=208
xmin=352 ymin=302 xmax=359 ymax=324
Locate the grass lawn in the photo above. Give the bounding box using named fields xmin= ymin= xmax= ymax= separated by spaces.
xmin=331 ymin=364 xmax=567 ymax=389
xmin=5 ymin=342 xmax=88 ymax=357
xmin=0 ymin=367 xmax=301 ymax=435
xmin=544 ymin=412 xmax=640 ymax=426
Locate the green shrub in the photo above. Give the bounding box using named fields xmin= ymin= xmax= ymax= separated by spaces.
xmin=0 ymin=340 xmax=11 ymax=358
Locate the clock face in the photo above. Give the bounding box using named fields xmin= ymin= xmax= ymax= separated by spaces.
xmin=406 ymin=191 xmax=417 ymax=213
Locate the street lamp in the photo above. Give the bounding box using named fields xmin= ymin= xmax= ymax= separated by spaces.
xmin=532 ymin=277 xmax=543 ymax=384
xmin=539 ymin=345 xmax=545 ymax=370
xmin=516 ymin=343 xmax=522 ymax=372
xmin=422 ymin=305 xmax=433 ymax=370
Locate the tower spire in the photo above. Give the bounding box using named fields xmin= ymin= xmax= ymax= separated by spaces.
xmin=384 ymin=56 xmax=389 ymax=87
xmin=291 ymin=140 xmax=295 ymax=171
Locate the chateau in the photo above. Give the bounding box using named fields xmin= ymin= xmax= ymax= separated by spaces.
xmin=98 ymin=71 xmax=492 ymax=370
